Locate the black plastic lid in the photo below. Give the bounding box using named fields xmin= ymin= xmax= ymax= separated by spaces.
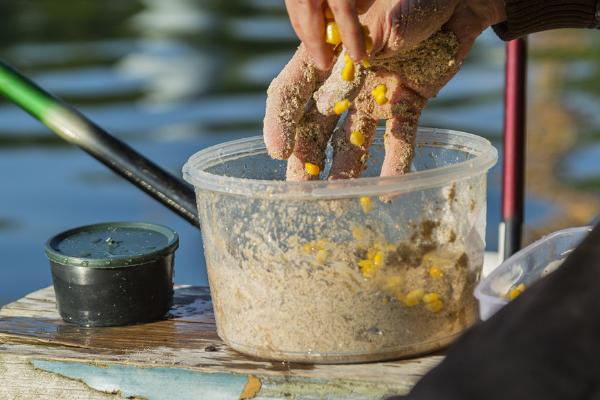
xmin=45 ymin=222 xmax=179 ymax=268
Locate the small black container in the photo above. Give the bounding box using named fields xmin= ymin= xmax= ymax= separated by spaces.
xmin=45 ymin=222 xmax=179 ymax=327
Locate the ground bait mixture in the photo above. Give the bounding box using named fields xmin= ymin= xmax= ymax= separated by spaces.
xmin=198 ymin=175 xmax=486 ymax=363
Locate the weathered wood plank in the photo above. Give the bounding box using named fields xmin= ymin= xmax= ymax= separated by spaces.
xmin=0 ymin=286 xmax=443 ymax=398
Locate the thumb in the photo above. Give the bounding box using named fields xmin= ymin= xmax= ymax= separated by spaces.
xmin=381 ymin=0 xmax=459 ymax=55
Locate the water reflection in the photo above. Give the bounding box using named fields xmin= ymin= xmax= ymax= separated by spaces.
xmin=0 ymin=1 xmax=598 ymax=305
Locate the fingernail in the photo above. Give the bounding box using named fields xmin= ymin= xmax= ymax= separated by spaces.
xmin=349 ymin=51 xmax=362 ymax=63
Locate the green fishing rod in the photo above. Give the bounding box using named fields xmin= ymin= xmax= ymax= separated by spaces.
xmin=0 ymin=61 xmax=200 ymax=228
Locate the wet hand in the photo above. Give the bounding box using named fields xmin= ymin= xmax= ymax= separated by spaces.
xmin=264 ymin=0 xmax=506 ymax=181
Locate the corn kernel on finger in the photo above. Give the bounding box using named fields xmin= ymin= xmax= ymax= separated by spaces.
xmin=350 ymin=130 xmax=365 ymax=147
xmin=341 ymin=62 xmax=355 ymax=81
xmin=333 ymin=99 xmax=351 ymax=115
xmin=326 ymin=22 xmax=342 ymax=45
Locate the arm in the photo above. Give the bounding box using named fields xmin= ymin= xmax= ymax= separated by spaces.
xmin=494 ymin=0 xmax=599 ymax=40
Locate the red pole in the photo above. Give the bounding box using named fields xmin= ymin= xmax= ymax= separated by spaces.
xmin=501 ymin=37 xmax=528 ymax=260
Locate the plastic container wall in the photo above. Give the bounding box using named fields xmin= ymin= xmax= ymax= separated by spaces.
xmin=184 ymin=128 xmax=497 ymax=363
xmin=475 ymin=226 xmax=592 ymax=321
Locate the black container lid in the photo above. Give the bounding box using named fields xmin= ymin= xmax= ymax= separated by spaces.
xmin=45 ymin=222 xmax=179 ymax=268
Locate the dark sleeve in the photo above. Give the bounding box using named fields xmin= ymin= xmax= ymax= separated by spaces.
xmin=493 ymin=0 xmax=598 ymax=40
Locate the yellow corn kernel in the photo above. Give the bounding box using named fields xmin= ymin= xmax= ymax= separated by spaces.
xmin=385 ymin=275 xmax=403 ymax=289
xmin=361 ymin=58 xmax=371 ymax=68
xmin=351 ymin=226 xmax=365 ymax=241
xmin=508 ymin=283 xmax=526 ymax=300
xmin=324 ymin=6 xmax=334 ymax=20
xmin=359 ymin=196 xmax=372 ymax=213
xmin=403 ymin=288 xmax=425 ymax=307
xmin=371 ymin=84 xmax=388 ymax=105
xmin=341 ymin=62 xmax=355 ymax=81
xmin=305 ymin=162 xmax=321 ymax=176
xmin=373 ymin=84 xmax=387 ymax=95
xmin=316 ymin=249 xmax=328 ymax=264
xmin=373 ymin=251 xmax=384 ymax=267
xmin=358 ymin=259 xmax=377 ymax=279
xmin=325 ymin=21 xmax=342 ymax=45
xmin=333 ymin=99 xmax=351 ymax=115
xmin=423 ymin=292 xmax=441 ymax=304
xmin=425 ymin=299 xmax=444 ymax=313
xmin=429 ymin=266 xmax=443 ymax=279
xmin=350 ymin=130 xmax=365 ymax=147
xmin=374 ymin=94 xmax=388 ymax=105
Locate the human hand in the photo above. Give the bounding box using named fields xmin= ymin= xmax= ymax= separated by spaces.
xmin=264 ymin=0 xmax=506 ymax=181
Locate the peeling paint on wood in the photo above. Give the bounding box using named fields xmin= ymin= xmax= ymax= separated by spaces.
xmin=32 ymin=359 xmax=249 ymax=400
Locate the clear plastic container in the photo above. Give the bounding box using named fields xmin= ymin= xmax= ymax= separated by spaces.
xmin=183 ymin=128 xmax=497 ymax=363
xmin=475 ymin=226 xmax=592 ymax=321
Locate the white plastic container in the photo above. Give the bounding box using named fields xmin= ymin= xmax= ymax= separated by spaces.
xmin=475 ymin=226 xmax=592 ymax=321
xmin=183 ymin=128 xmax=497 ymax=363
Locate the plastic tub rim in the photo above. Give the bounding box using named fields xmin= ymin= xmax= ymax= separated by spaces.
xmin=182 ymin=127 xmax=498 ymax=199
xmin=45 ymin=221 xmax=179 ymax=268
xmin=474 ymin=226 xmax=593 ymax=313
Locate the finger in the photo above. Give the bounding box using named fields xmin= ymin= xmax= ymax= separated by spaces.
xmin=385 ymin=0 xmax=458 ymax=55
xmin=286 ymin=104 xmax=339 ymax=181
xmin=263 ymin=45 xmax=328 ymax=160
xmin=328 ymin=0 xmax=366 ymax=62
xmin=314 ymin=50 xmax=366 ymax=115
xmin=380 ymin=104 xmax=422 ymax=177
xmin=285 ymin=0 xmax=333 ymax=70
xmin=443 ymin=16 xmax=480 ymax=67
xmin=328 ymin=108 xmax=377 ymax=180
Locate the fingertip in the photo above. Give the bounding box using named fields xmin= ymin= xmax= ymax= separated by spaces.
xmin=328 ymin=0 xmax=366 ymax=63
xmin=263 ymin=122 xmax=294 ymax=160
xmin=348 ymin=47 xmax=366 ymax=64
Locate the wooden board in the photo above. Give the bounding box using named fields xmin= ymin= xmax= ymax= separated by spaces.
xmin=0 ymin=286 xmax=442 ymax=399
